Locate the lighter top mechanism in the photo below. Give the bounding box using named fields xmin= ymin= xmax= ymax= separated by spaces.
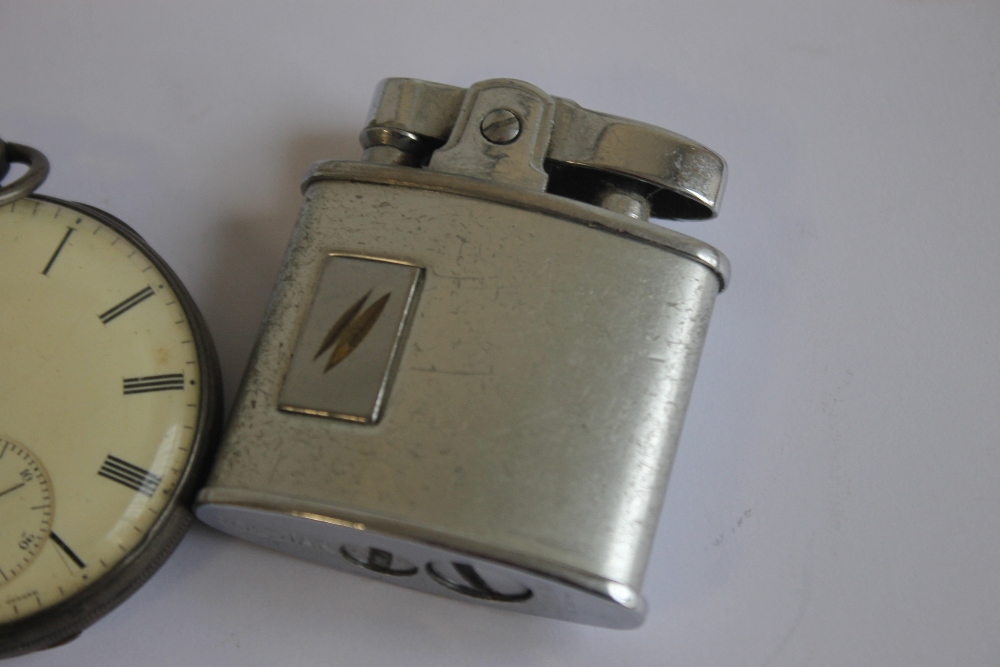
xmin=362 ymin=78 xmax=725 ymax=222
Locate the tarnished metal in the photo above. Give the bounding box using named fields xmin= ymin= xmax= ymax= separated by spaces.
xmin=479 ymin=109 xmax=521 ymax=145
xmin=0 ymin=140 xmax=50 ymax=207
xmin=547 ymin=98 xmax=725 ymax=219
xmin=197 ymin=78 xmax=729 ymax=628
xmin=428 ymin=79 xmax=554 ymax=190
xmin=360 ymin=78 xmax=726 ymax=219
xmin=301 ymin=161 xmax=730 ymax=289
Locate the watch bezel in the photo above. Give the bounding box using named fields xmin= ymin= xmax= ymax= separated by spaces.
xmin=0 ymin=195 xmax=223 ymax=658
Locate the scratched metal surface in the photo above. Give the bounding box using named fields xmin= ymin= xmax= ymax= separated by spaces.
xmin=203 ymin=177 xmax=717 ymax=592
xmin=2 ymin=1 xmax=1000 ymax=665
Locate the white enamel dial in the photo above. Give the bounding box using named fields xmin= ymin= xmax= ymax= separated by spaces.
xmin=0 ymin=197 xmax=204 ymax=625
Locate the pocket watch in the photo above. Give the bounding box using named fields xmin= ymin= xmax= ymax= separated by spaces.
xmin=0 ymin=138 xmax=222 ymax=657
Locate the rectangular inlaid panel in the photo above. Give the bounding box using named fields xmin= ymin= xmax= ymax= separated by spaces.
xmin=278 ymin=254 xmax=422 ymax=423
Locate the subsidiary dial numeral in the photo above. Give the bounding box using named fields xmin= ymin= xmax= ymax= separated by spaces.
xmin=99 ymin=286 xmax=155 ymax=324
xmin=97 ymin=455 xmax=162 ymax=497
xmin=123 ymin=373 xmax=185 ymax=395
xmin=41 ymin=227 xmax=75 ymax=276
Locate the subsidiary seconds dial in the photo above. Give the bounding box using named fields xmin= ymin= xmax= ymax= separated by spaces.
xmin=0 ymin=440 xmax=53 ymax=587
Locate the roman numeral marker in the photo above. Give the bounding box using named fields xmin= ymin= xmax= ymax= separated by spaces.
xmin=123 ymin=373 xmax=185 ymax=395
xmin=97 ymin=455 xmax=161 ymax=497
xmin=50 ymin=532 xmax=86 ymax=569
xmin=99 ymin=286 xmax=155 ymax=324
xmin=42 ymin=228 xmax=75 ymax=275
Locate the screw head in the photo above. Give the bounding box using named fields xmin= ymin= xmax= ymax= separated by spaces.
xmin=480 ymin=109 xmax=521 ymax=145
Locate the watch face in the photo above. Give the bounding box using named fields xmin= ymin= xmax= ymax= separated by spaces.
xmin=0 ymin=196 xmax=219 ymax=648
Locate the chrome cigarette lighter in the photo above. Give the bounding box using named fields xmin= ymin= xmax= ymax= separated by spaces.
xmin=196 ymin=78 xmax=728 ymax=628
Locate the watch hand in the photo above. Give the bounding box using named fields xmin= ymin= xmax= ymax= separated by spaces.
xmin=0 ymin=482 xmax=25 ymax=499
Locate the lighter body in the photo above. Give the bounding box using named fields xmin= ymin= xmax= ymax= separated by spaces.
xmin=197 ymin=78 xmax=729 ymax=628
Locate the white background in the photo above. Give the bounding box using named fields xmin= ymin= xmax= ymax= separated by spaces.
xmin=2 ymin=1 xmax=999 ymax=665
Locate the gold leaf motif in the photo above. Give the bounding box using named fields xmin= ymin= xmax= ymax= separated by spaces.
xmin=316 ymin=291 xmax=391 ymax=373
xmin=314 ymin=290 xmax=371 ymax=361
